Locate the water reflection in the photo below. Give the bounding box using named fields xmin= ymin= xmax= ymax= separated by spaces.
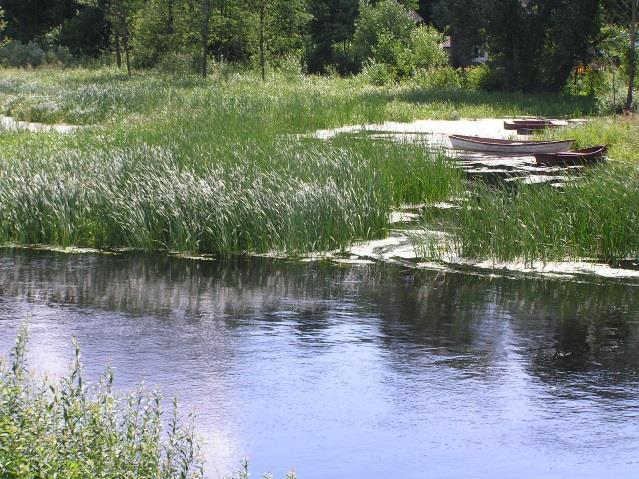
xmin=1 ymin=249 xmax=638 ymax=478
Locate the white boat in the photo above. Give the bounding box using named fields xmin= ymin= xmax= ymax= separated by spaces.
xmin=449 ymin=135 xmax=575 ymax=154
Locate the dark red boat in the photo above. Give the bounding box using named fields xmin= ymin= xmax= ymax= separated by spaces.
xmin=535 ymin=145 xmax=608 ymax=166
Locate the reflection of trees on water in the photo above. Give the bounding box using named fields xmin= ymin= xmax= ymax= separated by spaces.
xmin=1 ymin=250 xmax=639 ymax=392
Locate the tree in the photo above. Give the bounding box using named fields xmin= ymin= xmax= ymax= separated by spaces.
xmin=247 ymin=0 xmax=310 ymax=81
xmin=434 ymin=0 xmax=602 ymax=91
xmin=605 ymin=0 xmax=639 ymax=109
xmin=107 ymin=0 xmax=140 ymax=75
xmin=200 ymin=0 xmax=212 ymax=77
xmin=352 ymin=0 xmax=415 ymax=70
xmin=307 ymin=0 xmax=359 ymax=73
xmin=130 ymin=0 xmax=178 ymax=67
xmin=59 ymin=5 xmax=110 ymax=57
xmin=432 ymin=0 xmax=485 ymax=67
xmin=0 ymin=8 xmax=9 ymax=48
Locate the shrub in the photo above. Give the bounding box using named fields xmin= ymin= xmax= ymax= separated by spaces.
xmin=462 ymin=64 xmax=492 ymax=91
xmin=400 ymin=26 xmax=448 ymax=76
xmin=413 ymin=66 xmax=461 ymax=89
xmin=0 ymin=41 xmax=45 ymax=67
xmin=352 ymin=0 xmax=414 ymax=68
xmin=0 ymin=325 xmax=204 ymax=479
xmin=360 ymin=58 xmax=395 ymax=85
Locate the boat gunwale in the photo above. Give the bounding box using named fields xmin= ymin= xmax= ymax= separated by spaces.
xmin=449 ymin=134 xmax=575 ymax=147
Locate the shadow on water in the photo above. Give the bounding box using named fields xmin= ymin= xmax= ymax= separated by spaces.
xmin=2 ymin=249 xmax=638 ymax=386
xmin=1 ymin=249 xmax=639 ymax=477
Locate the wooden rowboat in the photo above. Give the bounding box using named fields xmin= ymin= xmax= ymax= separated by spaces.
xmin=535 ymin=145 xmax=607 ymax=166
xmin=504 ymin=119 xmax=565 ymax=131
xmin=449 ymin=135 xmax=575 ymax=154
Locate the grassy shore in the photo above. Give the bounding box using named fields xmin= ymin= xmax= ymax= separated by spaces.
xmin=436 ymin=165 xmax=639 ymax=263
xmin=0 ymin=67 xmax=635 ymax=261
xmin=0 ymin=68 xmax=466 ymax=255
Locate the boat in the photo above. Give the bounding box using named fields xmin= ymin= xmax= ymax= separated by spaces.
xmin=504 ymin=119 xmax=566 ymax=131
xmin=449 ymin=135 xmax=575 ymax=154
xmin=534 ymin=145 xmax=608 ymax=166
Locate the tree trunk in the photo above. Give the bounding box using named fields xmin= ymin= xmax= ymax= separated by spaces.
xmin=167 ymin=0 xmax=175 ymax=34
xmin=123 ymin=29 xmax=131 ymax=76
xmin=201 ymin=0 xmax=212 ymax=78
xmin=259 ymin=2 xmax=266 ymax=81
xmin=115 ymin=32 xmax=122 ymax=68
xmin=624 ymin=1 xmax=637 ymax=110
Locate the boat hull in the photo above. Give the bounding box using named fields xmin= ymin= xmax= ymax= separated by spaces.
xmin=449 ymin=135 xmax=575 ymax=154
xmin=535 ymin=146 xmax=607 ymax=166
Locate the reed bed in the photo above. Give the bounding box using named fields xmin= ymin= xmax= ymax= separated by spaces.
xmin=0 ymin=68 xmax=596 ymax=126
xmin=0 ymin=68 xmax=614 ymax=258
xmin=443 ymin=165 xmax=639 ymax=263
xmin=0 ymin=326 xmax=204 ymax=479
xmin=0 ymin=136 xmax=460 ymax=255
xmin=0 ymin=68 xmax=469 ymax=256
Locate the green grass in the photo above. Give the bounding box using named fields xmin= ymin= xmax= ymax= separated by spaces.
xmin=0 ymin=68 xmax=466 ymax=255
xmin=432 ymin=165 xmax=639 ymax=263
xmin=0 ymin=67 xmax=597 ymax=126
xmin=539 ymin=116 xmax=639 ymax=163
xmin=0 ymin=326 xmax=204 ymax=479
xmin=0 ymin=67 xmax=623 ymax=259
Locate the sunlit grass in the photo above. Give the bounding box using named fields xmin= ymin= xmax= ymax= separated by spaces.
xmin=430 ymin=165 xmax=639 ymax=263
xmin=539 ymin=116 xmax=639 ymax=163
xmin=0 ymin=67 xmax=627 ymax=259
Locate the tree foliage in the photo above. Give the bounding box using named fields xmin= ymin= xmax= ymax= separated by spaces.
xmin=434 ymin=0 xmax=602 ymax=91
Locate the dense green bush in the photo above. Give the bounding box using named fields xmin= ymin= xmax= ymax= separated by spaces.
xmin=359 ymin=58 xmax=395 ymax=85
xmin=413 ymin=66 xmax=461 ymax=89
xmin=0 ymin=326 xmax=204 ymax=479
xmin=0 ymin=41 xmax=45 ymax=67
xmin=0 ymin=40 xmax=73 ymax=68
xmin=461 ymin=64 xmax=492 ymax=91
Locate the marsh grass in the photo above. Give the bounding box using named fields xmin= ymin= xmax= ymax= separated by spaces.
xmin=0 ymin=68 xmax=620 ymax=258
xmin=431 ymin=165 xmax=639 ymax=263
xmin=0 ymin=68 xmax=467 ymax=256
xmin=0 ymin=68 xmax=597 ymax=127
xmin=539 ymin=116 xmax=639 ymax=163
xmin=0 ymin=136 xmax=461 ymax=254
xmin=0 ymin=325 xmax=204 ymax=479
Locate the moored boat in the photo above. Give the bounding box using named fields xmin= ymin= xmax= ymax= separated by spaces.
xmin=535 ymin=145 xmax=608 ymax=166
xmin=449 ymin=134 xmax=575 ymax=154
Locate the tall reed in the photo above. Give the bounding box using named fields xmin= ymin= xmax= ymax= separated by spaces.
xmin=444 ymin=165 xmax=639 ymax=263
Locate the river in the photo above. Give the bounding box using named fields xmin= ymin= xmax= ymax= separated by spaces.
xmin=1 ymin=249 xmax=638 ymax=478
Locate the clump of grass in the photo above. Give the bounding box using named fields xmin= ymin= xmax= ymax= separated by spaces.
xmin=0 ymin=325 xmax=204 ymax=479
xmin=439 ymin=165 xmax=639 ymax=263
xmin=540 ymin=116 xmax=639 ymax=163
xmin=0 ymin=138 xmax=460 ymax=255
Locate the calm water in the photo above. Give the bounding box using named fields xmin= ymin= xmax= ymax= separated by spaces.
xmin=1 ymin=250 xmax=639 ymax=478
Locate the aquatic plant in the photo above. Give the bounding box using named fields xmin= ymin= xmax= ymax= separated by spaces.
xmin=0 ymin=68 xmax=466 ymax=256
xmin=439 ymin=165 xmax=639 ymax=263
xmin=0 ymin=325 xmax=204 ymax=479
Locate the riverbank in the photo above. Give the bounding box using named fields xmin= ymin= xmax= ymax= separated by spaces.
xmin=0 ymin=67 xmax=637 ymax=268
